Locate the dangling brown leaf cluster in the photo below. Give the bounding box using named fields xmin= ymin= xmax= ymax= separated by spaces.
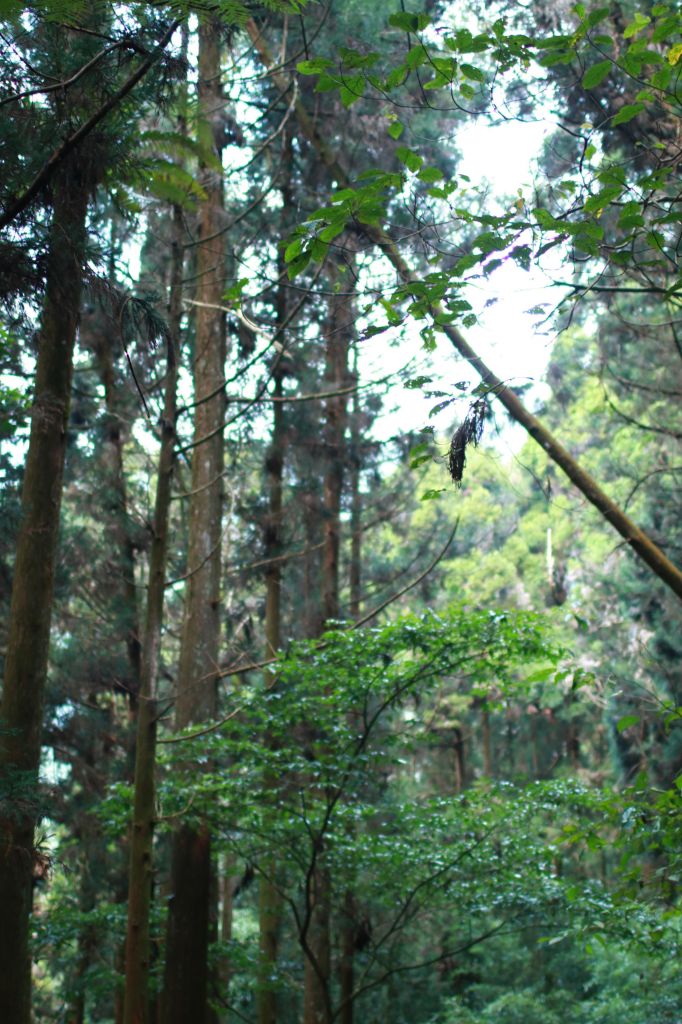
xmin=448 ymin=398 xmax=487 ymax=487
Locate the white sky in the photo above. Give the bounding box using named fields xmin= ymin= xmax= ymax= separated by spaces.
xmin=371 ymin=113 xmax=563 ymax=449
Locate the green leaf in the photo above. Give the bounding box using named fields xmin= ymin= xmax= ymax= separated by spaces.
xmin=385 ymin=65 xmax=408 ymax=89
xmin=318 ymin=219 xmax=347 ymax=243
xmin=395 ymin=146 xmax=423 ymax=173
xmin=540 ymin=51 xmax=574 ymax=67
xmin=339 ymin=47 xmax=380 ymax=70
xmin=475 ymin=231 xmax=506 ymax=253
xmin=223 ymin=278 xmax=249 ymax=302
xmin=284 ymin=237 xmax=303 ymax=263
xmin=582 ymin=60 xmax=611 ymax=89
xmin=420 ymin=488 xmax=446 ymax=500
xmin=296 ymin=58 xmax=334 ymax=75
xmin=388 ymin=10 xmax=431 ymax=32
xmin=340 ymin=76 xmax=365 ymax=107
xmin=586 ymin=6 xmax=610 ymax=28
xmin=612 ymin=102 xmax=645 ymax=126
xmin=623 ymin=12 xmax=651 ymax=37
xmin=287 ymin=250 xmax=312 ymax=279
xmin=460 ymin=62 xmax=484 ymax=82
xmin=310 ymin=238 xmax=329 ymax=262
xmin=315 ymin=72 xmax=341 ymax=93
xmin=405 ymin=44 xmax=427 ymax=69
xmin=418 ymin=165 xmax=444 ymax=183
xmin=651 ymin=64 xmax=672 ymax=87
xmin=617 ymin=715 xmax=640 ymax=733
xmin=387 ymin=120 xmax=404 ymax=140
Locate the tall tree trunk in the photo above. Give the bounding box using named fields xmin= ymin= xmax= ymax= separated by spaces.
xmin=162 ymin=18 xmax=226 ymax=1023
xmin=217 ymin=856 xmax=238 ymax=1021
xmin=0 ymin=166 xmax=89 ymax=1024
xmin=481 ymin=706 xmax=492 ymax=778
xmin=304 ymin=255 xmax=352 ymax=1024
xmin=339 ymin=335 xmax=362 ymax=1024
xmin=122 ymin=203 xmax=183 ymax=1024
xmin=67 ymin=801 xmax=101 ymax=1024
xmin=258 ymin=256 xmax=288 ymax=1024
xmin=348 ymin=343 xmax=362 ymax=624
xmin=453 ymin=727 xmax=465 ymax=794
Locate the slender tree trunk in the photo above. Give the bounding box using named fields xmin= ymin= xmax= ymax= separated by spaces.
xmin=505 ymin=709 xmax=515 ymax=777
xmin=482 ymin=707 xmax=492 ymax=778
xmin=0 ymin=167 xmax=89 ymax=1024
xmin=303 ymin=862 xmax=332 ymax=1024
xmin=348 ymin=343 xmax=362 ymax=623
xmin=162 ymin=18 xmax=226 ymax=1023
xmin=258 ymin=276 xmax=288 ymax=1024
xmin=320 ymin=263 xmax=351 ymax=627
xmin=529 ymin=712 xmax=539 ymax=777
xmin=304 ymin=255 xmax=352 ymax=1024
xmin=453 ymin=727 xmax=465 ymax=794
xmin=339 ymin=336 xmax=362 ymax=1024
xmin=122 ymin=203 xmax=182 ymax=1024
xmin=338 ymin=889 xmax=356 ymax=1024
xmin=567 ymin=722 xmax=580 ymax=770
xmin=217 ymin=856 xmax=238 ymax=1020
xmin=67 ymin=806 xmax=101 ymax=1024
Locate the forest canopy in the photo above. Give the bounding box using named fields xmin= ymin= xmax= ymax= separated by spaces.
xmin=1 ymin=1 xmax=681 ymax=1023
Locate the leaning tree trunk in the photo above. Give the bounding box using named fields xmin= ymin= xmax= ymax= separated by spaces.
xmin=246 ymin=17 xmax=682 ymax=604
xmin=161 ymin=17 xmax=226 ymax=1024
xmin=122 ymin=202 xmax=183 ymax=1024
xmin=0 ymin=165 xmax=89 ymax=1024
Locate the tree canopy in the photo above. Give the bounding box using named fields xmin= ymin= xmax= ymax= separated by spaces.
xmin=0 ymin=2 xmax=681 ymax=1023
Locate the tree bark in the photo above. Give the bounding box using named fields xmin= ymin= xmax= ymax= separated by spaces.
xmin=453 ymin=727 xmax=465 ymax=794
xmin=162 ymin=18 xmax=226 ymax=1023
xmin=481 ymin=707 xmax=492 ymax=778
xmin=217 ymin=857 xmax=239 ymax=1020
xmin=0 ymin=167 xmax=89 ymax=1024
xmin=257 ymin=230 xmax=289 ymax=1024
xmin=303 ymin=254 xmax=352 ymax=1024
xmin=122 ymin=203 xmax=182 ymax=1024
xmin=339 ymin=330 xmax=362 ymax=1024
xmin=348 ymin=341 xmax=362 ymax=623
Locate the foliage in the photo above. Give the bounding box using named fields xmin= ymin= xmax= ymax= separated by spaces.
xmin=2 ymin=0 xmax=682 ymax=1020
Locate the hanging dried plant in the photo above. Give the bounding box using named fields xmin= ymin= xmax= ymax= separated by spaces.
xmin=448 ymin=398 xmax=487 ymax=487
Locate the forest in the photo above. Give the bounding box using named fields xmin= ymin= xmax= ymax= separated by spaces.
xmin=1 ymin=0 xmax=681 ymax=1022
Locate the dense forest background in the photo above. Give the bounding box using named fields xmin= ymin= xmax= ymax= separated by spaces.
xmin=1 ymin=1 xmax=682 ymax=1023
